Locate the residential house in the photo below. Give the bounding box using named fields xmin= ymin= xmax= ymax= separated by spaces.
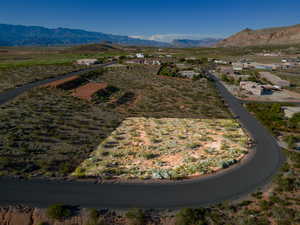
xmin=240 ymin=81 xmax=266 ymax=96
xmin=179 ymin=70 xmax=200 ymax=79
xmin=76 ymin=59 xmax=99 ymax=66
xmin=136 ymin=53 xmax=145 ymax=58
xmin=232 ymin=63 xmax=244 ymax=72
xmin=214 ymin=59 xmax=228 ymax=65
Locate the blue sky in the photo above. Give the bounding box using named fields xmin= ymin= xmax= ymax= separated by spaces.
xmin=1 ymin=0 xmax=300 ymax=42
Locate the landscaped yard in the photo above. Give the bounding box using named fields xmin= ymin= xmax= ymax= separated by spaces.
xmin=74 ymin=117 xmax=249 ymax=179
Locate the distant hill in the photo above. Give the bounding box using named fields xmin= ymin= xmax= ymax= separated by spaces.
xmin=63 ymin=42 xmax=122 ymax=53
xmin=216 ymin=24 xmax=300 ymax=47
xmin=172 ymin=38 xmax=222 ymax=48
xmin=0 ymin=24 xmax=171 ymax=47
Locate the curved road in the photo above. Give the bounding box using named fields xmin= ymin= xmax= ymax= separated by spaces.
xmin=0 ymin=70 xmax=284 ymax=209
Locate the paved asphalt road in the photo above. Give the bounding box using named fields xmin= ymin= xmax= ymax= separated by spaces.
xmin=0 ymin=71 xmax=284 ymax=209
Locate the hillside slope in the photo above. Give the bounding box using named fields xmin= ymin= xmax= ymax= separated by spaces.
xmin=0 ymin=24 xmax=170 ymax=47
xmin=216 ymin=24 xmax=300 ymax=47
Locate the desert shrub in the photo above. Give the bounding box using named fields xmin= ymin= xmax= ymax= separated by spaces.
xmin=283 ymin=135 xmax=298 ymax=149
xmin=93 ymin=85 xmax=120 ymax=103
xmin=158 ymin=64 xmax=179 ymax=77
xmin=259 ymin=200 xmax=273 ymax=211
xmin=288 ymin=112 xmax=300 ymax=129
xmin=46 ymin=204 xmax=72 ymax=220
xmin=58 ymin=162 xmax=74 ymax=175
xmin=88 ymin=208 xmax=99 ymax=221
xmin=238 ymin=200 xmax=253 ymax=207
xmin=143 ymin=153 xmax=159 ymax=160
xmin=85 ymin=208 xmax=106 ymax=225
xmin=251 ymin=191 xmax=263 ymax=199
xmin=238 ymin=216 xmax=270 ymax=225
xmin=175 ymin=208 xmax=208 ymax=225
xmin=276 ymin=220 xmax=292 ymax=225
xmin=73 ymin=167 xmax=86 ymax=177
xmin=125 ymin=208 xmax=146 ymax=225
xmin=81 ymin=69 xmax=104 ymax=80
xmin=280 ymin=162 xmax=290 ymax=172
xmin=269 ymin=195 xmax=282 ymax=204
xmin=0 ymin=157 xmax=10 ymax=169
xmin=271 ymin=206 xmax=296 ymax=221
xmin=115 ymin=92 xmax=135 ymax=105
xmin=58 ymin=77 xmax=87 ymax=90
xmin=276 ymin=177 xmax=297 ymax=191
xmin=221 ymin=74 xmax=235 ymax=84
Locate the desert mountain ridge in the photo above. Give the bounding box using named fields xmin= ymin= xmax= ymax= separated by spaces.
xmin=216 ymin=23 xmax=300 ymax=47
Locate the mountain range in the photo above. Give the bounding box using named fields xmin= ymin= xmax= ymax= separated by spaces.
xmin=2 ymin=23 xmax=300 ymax=48
xmin=216 ymin=24 xmax=300 ymax=47
xmin=171 ymin=38 xmax=222 ymax=48
xmin=0 ymin=24 xmax=171 ymax=47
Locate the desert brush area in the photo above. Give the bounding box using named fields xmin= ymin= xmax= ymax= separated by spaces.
xmin=0 ymin=65 xmax=242 ymax=179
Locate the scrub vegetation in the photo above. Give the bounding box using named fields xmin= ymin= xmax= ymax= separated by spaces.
xmin=0 ymin=65 xmax=234 ymax=178
xmin=246 ymin=102 xmax=300 ymax=148
xmin=0 ymin=64 xmax=85 ymax=93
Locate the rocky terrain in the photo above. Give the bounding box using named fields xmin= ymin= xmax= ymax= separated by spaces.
xmin=216 ymin=24 xmax=300 ymax=47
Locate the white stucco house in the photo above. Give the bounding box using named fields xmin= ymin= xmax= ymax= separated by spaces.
xmin=76 ymin=58 xmax=99 ymax=66
xmin=136 ymin=53 xmax=145 ymax=58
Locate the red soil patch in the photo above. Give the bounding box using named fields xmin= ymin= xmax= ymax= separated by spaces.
xmin=72 ymin=82 xmax=108 ymax=101
xmin=43 ymin=75 xmax=80 ymax=88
